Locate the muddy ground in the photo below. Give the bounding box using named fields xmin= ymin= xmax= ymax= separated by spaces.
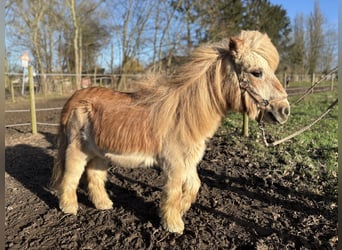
xmin=5 ymin=97 xmax=337 ymax=249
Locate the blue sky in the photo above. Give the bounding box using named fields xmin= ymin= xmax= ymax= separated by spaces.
xmin=270 ymin=0 xmax=338 ymax=28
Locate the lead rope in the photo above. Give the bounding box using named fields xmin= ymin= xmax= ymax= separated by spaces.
xmin=259 ymin=122 xmax=269 ymax=146
xmin=259 ymin=98 xmax=338 ymax=147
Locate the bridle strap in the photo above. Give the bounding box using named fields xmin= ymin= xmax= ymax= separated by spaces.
xmin=238 ymin=71 xmax=287 ymax=111
xmin=238 ymin=72 xmax=270 ymax=110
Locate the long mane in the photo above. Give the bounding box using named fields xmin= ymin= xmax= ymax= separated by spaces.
xmin=135 ymin=40 xmax=241 ymax=144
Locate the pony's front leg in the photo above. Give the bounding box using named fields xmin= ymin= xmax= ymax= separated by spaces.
xmin=160 ymin=164 xmax=185 ymax=234
xmin=160 ymin=143 xmax=205 ymax=234
xmin=180 ymin=167 xmax=201 ymax=215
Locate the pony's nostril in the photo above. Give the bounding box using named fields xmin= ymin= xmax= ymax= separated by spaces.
xmin=278 ymin=107 xmax=290 ymax=118
xmin=279 ymin=107 xmax=290 ymax=116
xmin=283 ymin=107 xmax=290 ymax=116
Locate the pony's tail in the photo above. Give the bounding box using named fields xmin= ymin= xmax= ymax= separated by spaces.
xmin=49 ymin=125 xmax=67 ymax=193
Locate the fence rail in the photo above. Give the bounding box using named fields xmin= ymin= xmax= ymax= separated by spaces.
xmin=5 ymin=67 xmax=338 ymax=135
xmin=5 ymin=107 xmax=63 ymax=113
xmin=5 ymin=71 xmax=145 ymax=100
xmin=5 ymin=70 xmax=337 ymax=99
xmin=287 ymin=85 xmax=336 ymax=96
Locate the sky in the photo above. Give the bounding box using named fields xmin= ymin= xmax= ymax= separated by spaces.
xmin=269 ymin=0 xmax=338 ymax=28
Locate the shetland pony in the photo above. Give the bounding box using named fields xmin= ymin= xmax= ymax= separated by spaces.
xmin=50 ymin=30 xmax=290 ymax=234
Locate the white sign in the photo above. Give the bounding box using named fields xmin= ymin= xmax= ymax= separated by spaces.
xmin=20 ymin=52 xmax=30 ymax=68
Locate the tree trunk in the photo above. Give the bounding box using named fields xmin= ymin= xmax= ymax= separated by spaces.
xmin=68 ymin=0 xmax=82 ymax=90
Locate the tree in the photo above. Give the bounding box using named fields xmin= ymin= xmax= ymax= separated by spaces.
xmin=306 ymin=0 xmax=324 ymax=74
xmin=195 ymin=0 xmax=244 ymax=42
xmin=242 ymin=0 xmax=291 ymax=67
xmin=156 ymin=0 xmax=184 ymax=72
xmin=288 ymin=14 xmax=305 ymax=74
xmin=319 ymin=28 xmax=337 ymax=73
xmin=66 ymin=0 xmax=82 ymax=89
xmin=107 ymin=0 xmax=155 ymax=87
xmin=286 ymin=1 xmax=336 ymax=75
xmin=7 ymin=0 xmax=49 ymax=94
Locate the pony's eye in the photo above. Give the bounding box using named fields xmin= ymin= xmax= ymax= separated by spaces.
xmin=251 ymin=71 xmax=263 ymax=78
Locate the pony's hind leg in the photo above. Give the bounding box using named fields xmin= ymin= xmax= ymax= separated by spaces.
xmin=86 ymin=157 xmax=113 ymax=210
xmin=59 ymin=141 xmax=89 ymax=215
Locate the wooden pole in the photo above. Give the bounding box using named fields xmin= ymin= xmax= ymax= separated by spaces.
xmin=311 ymin=73 xmax=315 ymax=94
xmin=21 ymin=70 xmax=25 ymax=95
xmin=28 ymin=65 xmax=37 ymax=135
xmin=242 ymin=112 xmax=249 ymax=137
xmin=10 ymin=80 xmax=15 ymax=103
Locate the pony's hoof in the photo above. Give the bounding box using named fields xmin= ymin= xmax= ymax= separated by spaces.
xmin=94 ymin=199 xmax=113 ymax=210
xmin=60 ymin=201 xmax=78 ymax=215
xmin=162 ymin=218 xmax=184 ymax=234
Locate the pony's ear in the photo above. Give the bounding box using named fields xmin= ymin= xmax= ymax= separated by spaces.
xmin=229 ymin=37 xmax=244 ymax=58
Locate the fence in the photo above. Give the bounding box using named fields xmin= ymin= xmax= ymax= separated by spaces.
xmin=5 ymin=67 xmax=149 ymax=134
xmin=276 ymin=72 xmax=337 ymax=89
xmin=5 ymin=67 xmax=338 ymax=135
xmin=5 ymin=69 xmax=337 ymax=100
xmin=5 ymin=71 xmax=145 ymax=101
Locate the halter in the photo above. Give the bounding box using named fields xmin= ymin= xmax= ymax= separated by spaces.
xmin=235 ymin=66 xmax=289 ymax=130
xmin=238 ymin=71 xmax=270 ymax=110
xmin=236 ymin=67 xmax=288 ymax=111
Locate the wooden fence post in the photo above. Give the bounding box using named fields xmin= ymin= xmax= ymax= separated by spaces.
xmin=10 ymin=79 xmax=15 ymax=103
xmin=311 ymin=73 xmax=315 ymax=93
xmin=242 ymin=112 xmax=249 ymax=137
xmin=28 ymin=65 xmax=37 ymax=135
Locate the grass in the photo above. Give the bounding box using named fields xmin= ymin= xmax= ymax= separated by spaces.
xmin=220 ymin=91 xmax=338 ymax=189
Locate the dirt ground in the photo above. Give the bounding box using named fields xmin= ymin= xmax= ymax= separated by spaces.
xmin=5 ymin=97 xmax=337 ymax=249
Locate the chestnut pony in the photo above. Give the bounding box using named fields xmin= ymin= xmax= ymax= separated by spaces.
xmin=50 ymin=30 xmax=290 ymax=234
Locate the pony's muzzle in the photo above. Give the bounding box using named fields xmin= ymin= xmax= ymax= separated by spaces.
xmin=259 ymin=100 xmax=290 ymax=124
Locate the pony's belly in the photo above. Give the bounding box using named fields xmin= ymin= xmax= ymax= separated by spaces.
xmin=104 ymin=152 xmax=157 ymax=168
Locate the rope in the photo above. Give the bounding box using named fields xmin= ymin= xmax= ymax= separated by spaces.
xmin=37 ymin=122 xmax=59 ymax=126
xmin=5 ymin=122 xmax=59 ymax=128
xmin=260 ymin=98 xmax=338 ymax=147
xmin=6 ymin=122 xmax=59 ymax=128
xmin=5 ymin=107 xmax=62 ymax=113
xmin=5 ymin=123 xmax=31 ymax=128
